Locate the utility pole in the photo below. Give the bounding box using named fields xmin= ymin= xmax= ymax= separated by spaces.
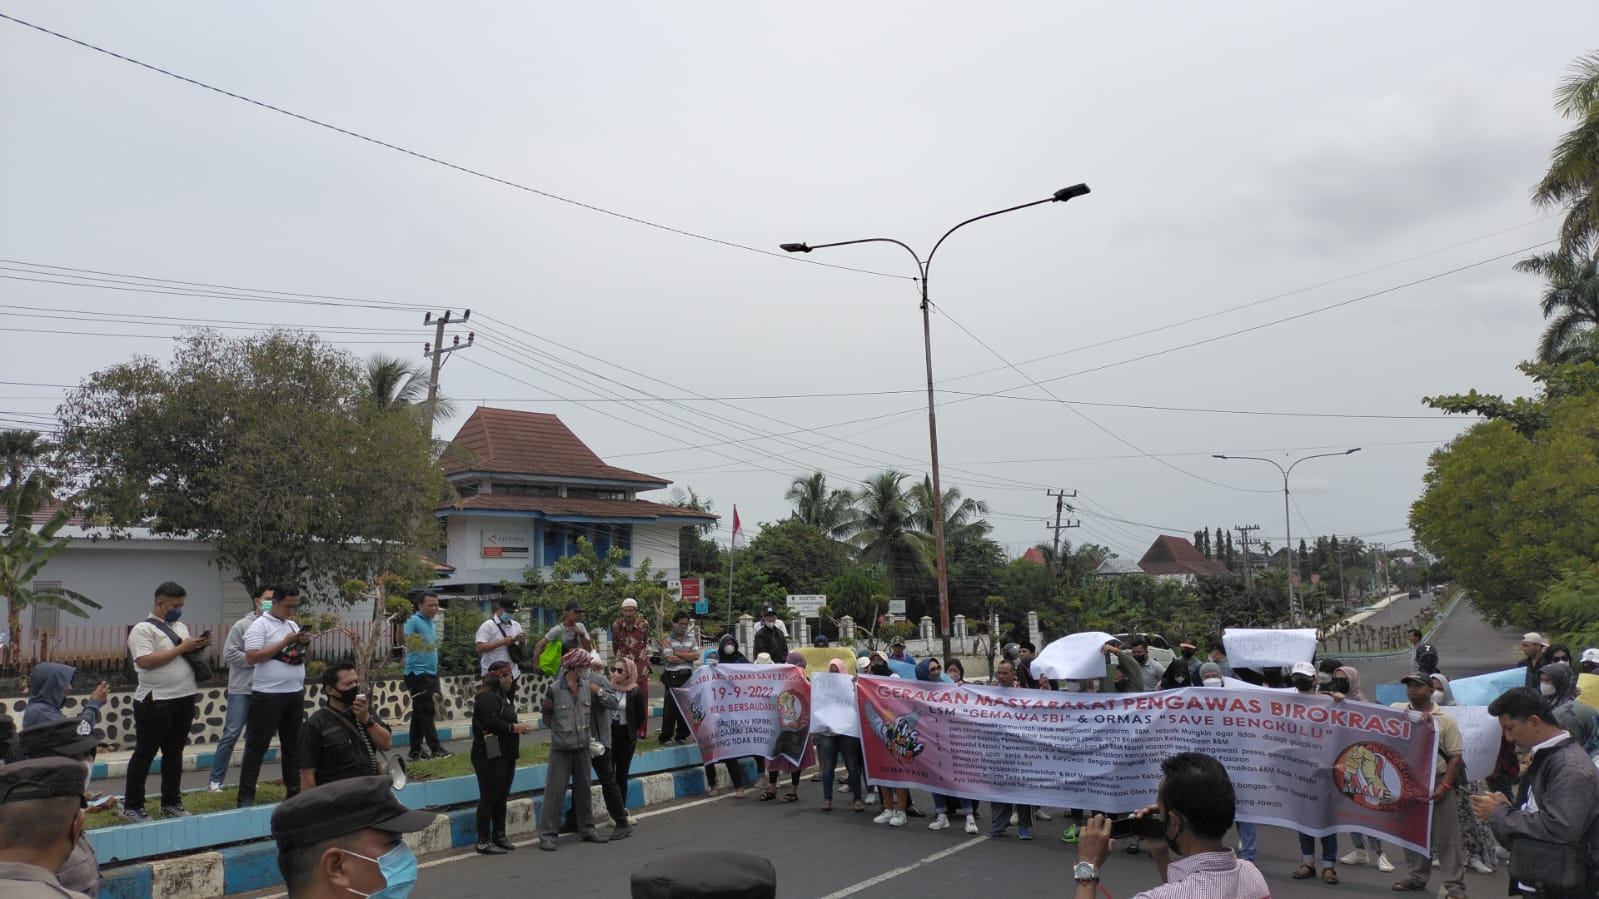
xmin=423 ymin=309 xmax=474 ymax=436
xmin=1044 ymin=489 xmax=1080 ymax=574
xmin=1233 ymin=525 xmax=1260 ymax=591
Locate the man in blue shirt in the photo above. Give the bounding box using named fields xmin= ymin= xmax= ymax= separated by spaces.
xmin=403 ymin=593 xmax=450 ymax=761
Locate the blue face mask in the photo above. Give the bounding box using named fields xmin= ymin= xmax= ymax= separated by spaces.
xmin=499 ymin=612 xmax=512 ymax=624
xmin=343 ymin=843 xmax=418 ymax=899
xmin=163 ymin=607 xmax=184 ymax=624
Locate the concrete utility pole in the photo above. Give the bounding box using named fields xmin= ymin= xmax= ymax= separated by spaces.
xmin=1233 ymin=524 xmax=1260 ymax=591
xmin=423 ymin=309 xmax=474 ymax=436
xmin=1045 ymin=488 xmax=1079 ymax=575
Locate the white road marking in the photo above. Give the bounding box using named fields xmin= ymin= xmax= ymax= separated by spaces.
xmin=814 ymin=836 xmax=988 ymax=898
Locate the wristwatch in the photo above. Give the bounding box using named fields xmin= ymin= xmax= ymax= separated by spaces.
xmin=1074 ymin=861 xmax=1099 ymax=882
xmin=362 ymin=719 xmax=379 ymax=730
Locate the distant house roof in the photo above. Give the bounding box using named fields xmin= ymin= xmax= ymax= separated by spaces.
xmin=439 ymin=407 xmax=668 ymax=487
xmin=1137 ymin=535 xmax=1229 ymax=578
xmin=441 ymin=494 xmax=716 ymax=524
xmin=1020 ymin=547 xmax=1047 ymax=565
xmin=1096 ymin=557 xmax=1143 ymax=576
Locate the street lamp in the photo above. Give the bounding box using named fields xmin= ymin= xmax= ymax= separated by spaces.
xmin=1212 ymin=448 xmax=1361 ymax=627
xmin=783 ymin=184 xmax=1091 ymax=661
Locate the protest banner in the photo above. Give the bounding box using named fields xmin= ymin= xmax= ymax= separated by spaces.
xmin=809 ymin=671 xmax=861 ymax=737
xmin=1222 ymin=627 xmax=1319 ymax=670
xmin=1449 ymin=667 xmax=1525 ymax=707
xmin=1579 ymin=672 xmax=1599 ymax=710
xmin=673 ymin=663 xmax=811 ymax=765
xmin=855 ymin=678 xmax=1437 ymax=853
xmin=1449 ymin=706 xmax=1502 ymax=784
xmin=1032 ymin=631 xmax=1118 ymax=681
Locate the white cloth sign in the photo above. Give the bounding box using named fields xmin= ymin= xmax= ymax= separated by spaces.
xmin=808 ymin=672 xmax=861 ymax=737
xmin=1450 ymin=706 xmax=1503 ymax=783
xmin=1223 ymin=627 xmax=1319 ymax=669
xmin=1031 ymin=631 xmax=1118 ymax=681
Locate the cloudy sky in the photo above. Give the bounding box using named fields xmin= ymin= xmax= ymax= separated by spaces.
xmin=2 ymin=3 xmax=1595 ymax=562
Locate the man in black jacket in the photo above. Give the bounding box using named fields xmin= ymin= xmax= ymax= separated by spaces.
xmin=752 ymin=605 xmax=788 ymax=662
xmin=1473 ymin=687 xmax=1599 ymax=898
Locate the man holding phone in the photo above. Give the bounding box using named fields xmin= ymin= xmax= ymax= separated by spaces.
xmin=123 ymin=581 xmax=209 ymax=821
xmin=1072 ymin=752 xmax=1269 ymax=898
xmin=238 ymin=584 xmax=314 ymax=807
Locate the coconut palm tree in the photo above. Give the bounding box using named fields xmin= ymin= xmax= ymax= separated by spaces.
xmin=363 ymin=355 xmax=454 ymax=424
xmin=850 ymin=470 xmax=930 ymax=598
xmin=1515 ymin=249 xmax=1599 ymax=362
xmin=1533 ymin=52 xmax=1599 ymax=259
xmin=907 ymin=475 xmax=991 ymax=546
xmin=0 ymin=429 xmax=51 ymax=498
xmin=784 ymin=472 xmax=857 ymax=540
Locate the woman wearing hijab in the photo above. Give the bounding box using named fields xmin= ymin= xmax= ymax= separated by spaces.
xmin=759 ymin=652 xmax=816 ymax=802
xmin=472 ymin=659 xmax=532 ymax=855
xmin=914 ymin=658 xmax=977 ymax=833
xmin=867 ymin=651 xmax=892 ymax=677
xmin=815 ymin=659 xmax=866 ymax=813
xmin=1541 ymin=661 xmax=1599 ymax=757
xmin=608 ymin=658 xmax=646 ymax=793
xmin=717 ymin=634 xmax=748 ymax=664
xmin=1328 ymin=665 xmax=1395 ymax=873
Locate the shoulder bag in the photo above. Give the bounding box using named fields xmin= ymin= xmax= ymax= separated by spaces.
xmin=146 ymin=618 xmax=215 ymax=682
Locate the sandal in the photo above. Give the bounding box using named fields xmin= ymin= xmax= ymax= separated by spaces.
xmin=1293 ymin=864 xmax=1317 ymax=880
xmin=853 ymin=800 xmax=865 ymax=813
xmin=734 ymin=788 xmax=747 ymax=798
xmin=820 ymin=800 xmax=832 ymax=811
xmin=1321 ymin=868 xmax=1338 ymax=885
xmin=781 ymin=792 xmax=798 ymax=803
xmin=758 ymin=790 xmax=777 ymax=801
xmin=1391 ymin=882 xmax=1427 ymax=892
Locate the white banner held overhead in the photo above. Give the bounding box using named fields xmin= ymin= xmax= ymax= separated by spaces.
xmin=1031 ymin=631 xmax=1118 ymax=681
xmin=1223 ymin=627 xmax=1320 ymax=670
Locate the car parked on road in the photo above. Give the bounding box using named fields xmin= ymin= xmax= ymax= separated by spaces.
xmin=1408 ymin=588 xmax=1422 ymax=599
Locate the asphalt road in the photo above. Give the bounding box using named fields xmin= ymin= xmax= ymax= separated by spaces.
xmin=231 ymin=594 xmax=1530 ymax=898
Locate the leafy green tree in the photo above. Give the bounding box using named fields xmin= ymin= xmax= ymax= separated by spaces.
xmin=784 ymin=472 xmax=857 ymax=541
xmin=819 ymin=565 xmax=890 ymax=641
xmin=744 ymin=518 xmax=850 ymax=596
xmin=0 ymin=429 xmax=53 ymax=500
xmin=1515 ymin=250 xmax=1599 ymax=363
xmin=53 ymin=330 xmax=448 ymax=598
xmin=668 ymin=487 xmax=722 ymax=577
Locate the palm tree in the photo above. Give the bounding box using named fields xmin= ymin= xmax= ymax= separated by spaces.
xmin=784 ymin=472 xmax=857 ymax=540
xmin=1533 ymin=52 xmax=1599 ymax=259
xmin=908 ymin=475 xmax=991 ymax=546
xmin=850 ymin=470 xmax=930 ymax=599
xmin=363 ymin=355 xmax=454 ymax=424
xmin=1515 ymin=250 xmax=1599 ymax=362
xmin=0 ymin=429 xmax=51 ymax=500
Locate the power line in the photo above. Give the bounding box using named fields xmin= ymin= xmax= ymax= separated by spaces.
xmin=0 ymin=14 xmax=907 ymax=283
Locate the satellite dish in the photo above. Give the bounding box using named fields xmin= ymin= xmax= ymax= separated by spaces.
xmin=388 ymin=755 xmax=409 ymax=791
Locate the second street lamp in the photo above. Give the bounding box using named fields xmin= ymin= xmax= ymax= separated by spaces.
xmin=782 ymin=184 xmax=1090 ymax=662
xmin=1213 ymin=447 xmax=1361 ymax=627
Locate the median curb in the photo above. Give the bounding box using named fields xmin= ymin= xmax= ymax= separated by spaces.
xmin=96 ymin=748 xmax=756 ymax=899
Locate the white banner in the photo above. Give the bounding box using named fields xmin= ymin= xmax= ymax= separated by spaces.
xmin=808 ymin=671 xmax=861 ymax=737
xmin=1032 ymin=631 xmax=1117 ymax=681
xmin=1223 ymin=627 xmax=1319 ymax=669
xmin=1449 ymin=706 xmax=1502 ymax=784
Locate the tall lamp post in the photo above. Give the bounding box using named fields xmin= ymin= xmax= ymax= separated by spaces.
xmin=1213 ymin=448 xmax=1361 ymax=627
xmin=782 ymin=184 xmax=1091 ymax=661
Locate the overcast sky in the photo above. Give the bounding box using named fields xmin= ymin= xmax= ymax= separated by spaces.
xmin=3 ymin=3 xmax=1596 ymax=563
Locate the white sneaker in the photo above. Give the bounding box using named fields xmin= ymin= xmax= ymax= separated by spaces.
xmin=889 ymin=810 xmax=907 ymax=827
xmin=1432 ymin=857 xmax=1440 ymax=868
xmin=964 ymin=814 xmax=979 ymax=834
xmin=929 ymin=814 xmax=950 ymax=831
xmin=1377 ymin=853 xmax=1395 ymax=872
xmin=207 ymin=781 xmax=224 ymax=794
xmin=1469 ymin=858 xmax=1494 ymax=874
xmin=866 ymin=791 xmax=879 ymax=805
xmin=873 ymin=808 xmax=894 ymax=824
xmin=1010 ymin=811 xmax=1019 ymax=826
xmin=1035 ymin=810 xmax=1053 ymax=821
xmin=1339 ymin=849 xmax=1370 ymax=866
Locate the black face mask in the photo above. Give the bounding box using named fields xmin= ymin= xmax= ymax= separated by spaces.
xmin=1164 ymin=812 xmax=1183 ymax=857
xmin=1291 ymin=676 xmax=1315 ymax=692
xmin=1180 ymin=648 xmax=1195 ymax=659
xmin=332 ymin=685 xmax=361 ymax=705
xmin=1331 ymin=679 xmax=1350 ymax=694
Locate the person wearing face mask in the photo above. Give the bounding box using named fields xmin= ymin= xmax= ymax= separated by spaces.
xmin=239 ymin=584 xmax=314 ymax=808
xmin=1414 ymin=644 xmax=1456 ymax=707
xmin=300 ymin=663 xmax=393 ymax=791
xmin=1127 ymin=638 xmax=1166 ymax=691
xmin=1158 ymin=657 xmax=1195 ymax=690
xmin=1581 ymin=647 xmax=1599 ymax=675
xmin=13 ymin=719 xmax=108 ymax=897
xmin=474 ymin=599 xmax=526 ymax=697
xmin=1206 ymin=640 xmax=1235 ymax=680
xmin=1071 ymin=752 xmax=1269 ymax=898
xmin=1286 ymin=661 xmax=1341 ymax=883
xmin=1326 ymin=666 xmax=1397 ymax=874
xmin=123 ymin=580 xmax=209 ymax=822
xmin=537 ymin=648 xmax=618 ymax=851
xmin=471 ymin=660 xmax=532 ymax=854
xmin=270 ymin=774 xmax=435 ymax=899
xmin=0 ymin=757 xmax=93 ymax=899
xmin=1389 ymin=673 xmax=1467 ymax=896
xmin=657 ymin=612 xmax=699 ymax=746
xmin=1176 ymin=640 xmax=1203 ymax=684
xmin=1539 ymin=662 xmax=1599 ymax=759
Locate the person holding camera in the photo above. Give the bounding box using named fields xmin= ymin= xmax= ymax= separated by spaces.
xmin=1072 ymin=752 xmax=1269 ymax=899
xmin=475 ymin=598 xmax=527 ymax=696
xmin=122 ymin=581 xmax=210 ymax=821
xmin=238 ymin=584 xmax=314 ymax=808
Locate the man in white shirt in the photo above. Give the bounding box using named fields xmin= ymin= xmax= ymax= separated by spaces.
xmin=237 ymin=584 xmax=313 ymax=807
xmin=209 ymin=584 xmax=272 ymax=791
xmin=122 ymin=581 xmax=209 ymax=821
xmin=475 ymin=599 xmax=526 ymax=696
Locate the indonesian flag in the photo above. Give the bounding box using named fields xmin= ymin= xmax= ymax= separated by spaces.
xmin=731 ymin=506 xmax=745 ymax=549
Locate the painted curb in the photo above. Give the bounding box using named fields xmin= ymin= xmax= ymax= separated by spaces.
xmin=99 ymin=756 xmax=760 ymax=899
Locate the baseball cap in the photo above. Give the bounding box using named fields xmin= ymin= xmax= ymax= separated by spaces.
xmin=1582 ymin=648 xmax=1599 ymax=665
xmin=621 ymin=597 xmax=638 ymax=609
xmin=1416 ymin=643 xmax=1438 ymax=657
xmin=1289 ymin=661 xmax=1317 ymax=679
xmin=1522 ymin=632 xmax=1548 ymax=646
xmin=271 ymin=775 xmax=436 ymax=850
xmin=0 ymin=757 xmax=88 ymax=804
xmin=1399 ymin=672 xmax=1432 ymax=687
xmin=760 ymin=604 xmax=776 ymax=616
xmin=16 ymin=717 xmax=103 ymax=759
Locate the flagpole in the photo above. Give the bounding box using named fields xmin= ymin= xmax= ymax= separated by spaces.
xmin=725 ymin=505 xmax=740 ymax=633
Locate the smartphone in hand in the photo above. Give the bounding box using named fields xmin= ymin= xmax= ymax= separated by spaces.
xmin=1109 ymin=814 xmax=1167 ymax=840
